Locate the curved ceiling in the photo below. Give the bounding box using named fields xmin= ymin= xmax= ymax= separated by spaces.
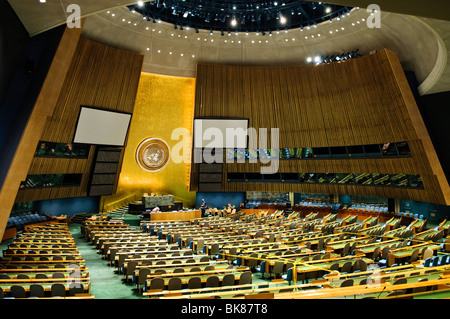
xmin=81 ymin=7 xmax=441 ymax=85
xmin=7 ymin=0 xmax=450 ymax=95
xmin=128 ymin=1 xmax=350 ymax=33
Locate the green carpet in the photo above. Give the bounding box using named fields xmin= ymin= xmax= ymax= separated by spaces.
xmin=70 ymin=223 xmax=142 ymax=299
xmin=69 ymin=216 xmax=273 ymax=299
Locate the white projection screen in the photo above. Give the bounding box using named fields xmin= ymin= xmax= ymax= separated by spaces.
xmin=194 ymin=118 xmax=249 ymax=148
xmin=73 ymin=107 xmax=132 ymax=146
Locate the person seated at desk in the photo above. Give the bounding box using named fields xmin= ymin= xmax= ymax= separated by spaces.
xmin=141 ymin=207 xmax=160 ymax=220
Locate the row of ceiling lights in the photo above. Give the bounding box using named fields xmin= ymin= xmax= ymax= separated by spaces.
xmin=108 ymin=6 xmax=364 ymax=36
xmin=104 ymin=5 xmax=366 ymax=63
xmin=106 ymin=13 xmax=367 ymax=48
xmin=131 ymin=1 xmax=352 ymax=33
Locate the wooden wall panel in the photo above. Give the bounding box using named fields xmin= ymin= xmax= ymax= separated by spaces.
xmin=15 ymin=36 xmax=143 ymax=203
xmin=192 ymin=49 xmax=450 ymax=205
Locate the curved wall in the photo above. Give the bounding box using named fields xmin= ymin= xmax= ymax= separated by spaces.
xmin=191 ymin=49 xmax=450 ymax=205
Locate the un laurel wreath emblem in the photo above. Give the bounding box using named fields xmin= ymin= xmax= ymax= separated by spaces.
xmin=136 ymin=138 xmax=170 ymax=172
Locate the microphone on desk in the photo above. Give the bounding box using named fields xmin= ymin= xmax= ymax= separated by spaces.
xmin=377 ymin=285 xmax=387 ymax=299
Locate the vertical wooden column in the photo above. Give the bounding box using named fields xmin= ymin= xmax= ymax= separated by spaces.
xmin=385 ymin=49 xmax=450 ymax=205
xmin=0 ymin=23 xmax=84 ymax=240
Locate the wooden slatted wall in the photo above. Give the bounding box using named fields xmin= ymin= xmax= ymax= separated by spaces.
xmin=15 ymin=36 xmax=144 ymax=203
xmin=192 ymin=49 xmax=450 ymax=205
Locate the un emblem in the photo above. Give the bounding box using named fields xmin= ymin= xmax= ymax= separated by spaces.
xmin=136 ymin=138 xmax=170 ymax=172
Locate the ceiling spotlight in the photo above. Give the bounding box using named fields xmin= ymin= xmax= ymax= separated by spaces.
xmin=314 ymin=56 xmax=321 ymax=63
xmin=280 ymin=15 xmax=286 ymax=24
xmin=137 ymin=1 xmax=144 ymax=6
xmin=231 ymin=18 xmax=237 ymax=26
xmin=326 ymin=7 xmax=331 ymax=13
xmin=307 ymin=57 xmax=312 ymax=63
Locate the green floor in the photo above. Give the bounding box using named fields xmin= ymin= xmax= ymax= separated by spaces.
xmin=69 ymin=214 xmax=276 ymax=299
xmin=70 ymin=222 xmax=142 ymax=299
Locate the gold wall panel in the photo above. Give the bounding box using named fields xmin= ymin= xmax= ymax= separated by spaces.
xmin=116 ymin=73 xmax=197 ymax=207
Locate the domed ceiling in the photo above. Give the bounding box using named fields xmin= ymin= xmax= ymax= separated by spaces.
xmin=7 ymin=0 xmax=450 ymax=95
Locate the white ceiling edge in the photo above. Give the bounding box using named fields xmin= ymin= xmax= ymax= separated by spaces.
xmin=417 ymin=18 xmax=448 ymax=96
xmin=81 ymin=8 xmax=441 ymax=87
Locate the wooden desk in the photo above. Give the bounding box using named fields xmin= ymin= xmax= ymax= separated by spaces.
xmin=438 ymin=219 xmax=450 ymax=236
xmin=151 ymin=210 xmax=201 ymax=222
xmin=2 ymin=227 xmax=17 ymax=241
xmin=387 ymin=243 xmax=441 ymax=266
xmin=409 ymin=218 xmax=427 ymax=234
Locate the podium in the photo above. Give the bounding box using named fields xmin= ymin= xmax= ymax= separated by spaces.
xmin=143 ymin=195 xmax=174 ymax=209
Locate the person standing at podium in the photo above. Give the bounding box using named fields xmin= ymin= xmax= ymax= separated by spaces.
xmin=200 ymin=199 xmax=207 ymax=217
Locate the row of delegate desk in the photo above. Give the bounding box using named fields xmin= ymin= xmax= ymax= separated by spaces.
xmin=169 ymin=212 xmax=450 ymax=299
xmin=84 ymin=211 xmax=450 ymax=299
xmin=82 ymin=218 xmax=256 ymax=294
xmin=0 ymin=223 xmax=93 ymax=299
xmin=147 ymin=212 xmax=441 ymax=298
